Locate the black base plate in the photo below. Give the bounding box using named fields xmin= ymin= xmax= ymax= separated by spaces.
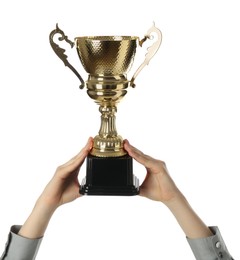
xmin=80 ymin=154 xmax=139 ymax=196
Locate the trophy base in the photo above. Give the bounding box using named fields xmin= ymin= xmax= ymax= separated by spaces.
xmin=80 ymin=154 xmax=139 ymax=196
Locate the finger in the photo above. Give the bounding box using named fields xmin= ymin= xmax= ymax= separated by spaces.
xmin=63 ymin=137 xmax=93 ymax=167
xmin=75 ymin=137 xmax=93 ymax=159
xmin=57 ymin=137 xmax=93 ymax=178
xmin=123 ymin=139 xmax=154 ymax=168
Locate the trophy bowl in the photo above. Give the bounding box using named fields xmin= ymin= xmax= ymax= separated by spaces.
xmin=75 ymin=36 xmax=138 ymax=75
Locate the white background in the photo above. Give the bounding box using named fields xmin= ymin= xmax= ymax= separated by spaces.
xmin=0 ymin=0 xmax=239 ymax=259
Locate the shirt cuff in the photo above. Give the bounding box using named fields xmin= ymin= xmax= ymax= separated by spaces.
xmin=187 ymin=226 xmax=233 ymax=260
xmin=1 ymin=225 xmax=43 ymax=260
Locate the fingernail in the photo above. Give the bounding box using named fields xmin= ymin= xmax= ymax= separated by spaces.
xmin=87 ymin=137 xmax=93 ymax=143
xmin=89 ymin=137 xmax=93 ymax=149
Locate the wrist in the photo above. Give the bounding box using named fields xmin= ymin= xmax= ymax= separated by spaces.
xmin=35 ymin=196 xmax=58 ymax=217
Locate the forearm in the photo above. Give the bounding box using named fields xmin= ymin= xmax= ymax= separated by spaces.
xmin=18 ymin=198 xmax=56 ymax=239
xmin=164 ymin=194 xmax=213 ymax=239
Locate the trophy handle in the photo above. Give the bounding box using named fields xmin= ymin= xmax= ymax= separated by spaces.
xmin=130 ymin=22 xmax=162 ymax=88
xmin=49 ymin=24 xmax=85 ymax=89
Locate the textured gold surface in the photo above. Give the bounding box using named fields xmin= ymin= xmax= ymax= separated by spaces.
xmin=75 ymin=36 xmax=138 ymax=75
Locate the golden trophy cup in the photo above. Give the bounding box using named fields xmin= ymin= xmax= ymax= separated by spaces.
xmin=49 ymin=23 xmax=162 ymax=195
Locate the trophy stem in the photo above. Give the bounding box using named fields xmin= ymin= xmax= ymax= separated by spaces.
xmin=99 ymin=105 xmax=118 ymax=138
xmin=91 ymin=105 xmax=126 ymax=157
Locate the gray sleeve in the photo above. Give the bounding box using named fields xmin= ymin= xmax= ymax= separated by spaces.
xmin=187 ymin=226 xmax=233 ymax=260
xmin=0 ymin=225 xmax=43 ymax=260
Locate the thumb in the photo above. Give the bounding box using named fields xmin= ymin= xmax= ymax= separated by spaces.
xmin=124 ymin=139 xmax=153 ymax=169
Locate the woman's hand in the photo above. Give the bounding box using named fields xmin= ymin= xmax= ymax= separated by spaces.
xmin=38 ymin=137 xmax=93 ymax=211
xmin=124 ymin=139 xmax=182 ymax=204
